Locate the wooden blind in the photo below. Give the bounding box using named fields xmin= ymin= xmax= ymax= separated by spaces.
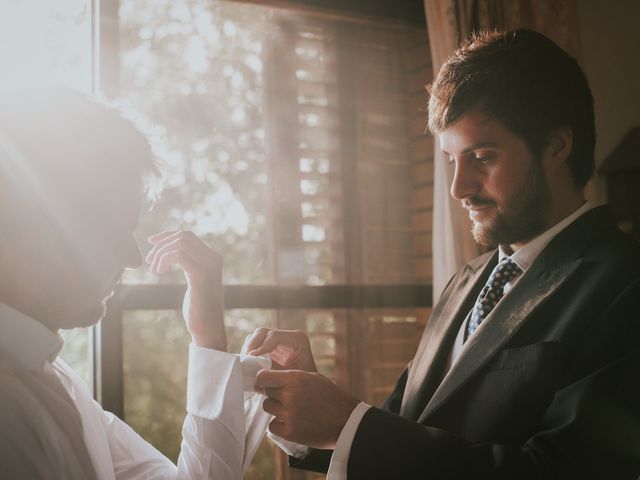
xmin=264 ymin=13 xmax=433 ymax=479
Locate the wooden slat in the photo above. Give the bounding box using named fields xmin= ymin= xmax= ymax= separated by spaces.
xmin=411 ymin=185 xmax=434 ymax=210
xmin=410 ymin=136 xmax=434 ymax=162
xmin=231 ymin=0 xmax=427 ymax=27
xmin=411 ymin=161 xmax=434 ymax=183
xmin=114 ymin=284 xmax=432 ymax=310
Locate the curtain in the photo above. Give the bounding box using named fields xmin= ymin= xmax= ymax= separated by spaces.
xmin=423 ymin=0 xmax=581 ymax=300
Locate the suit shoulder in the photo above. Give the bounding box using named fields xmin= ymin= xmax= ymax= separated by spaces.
xmin=590 ymin=225 xmax=640 ymax=273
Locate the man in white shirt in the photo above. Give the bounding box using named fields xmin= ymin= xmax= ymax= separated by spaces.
xmin=246 ymin=30 xmax=640 ymax=478
xmin=0 ymin=88 xmax=269 ymax=479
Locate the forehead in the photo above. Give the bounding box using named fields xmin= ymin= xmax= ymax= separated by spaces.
xmin=438 ymin=110 xmax=515 ymax=154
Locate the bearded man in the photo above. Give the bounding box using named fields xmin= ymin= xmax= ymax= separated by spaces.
xmin=248 ymin=29 xmax=640 ymax=479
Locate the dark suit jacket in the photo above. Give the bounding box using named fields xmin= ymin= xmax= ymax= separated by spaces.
xmin=292 ymin=206 xmax=640 ymax=479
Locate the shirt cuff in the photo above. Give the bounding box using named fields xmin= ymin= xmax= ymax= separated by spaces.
xmin=187 ymin=343 xmax=271 ymax=419
xmin=326 ymin=402 xmax=371 ymax=479
xmin=267 ymin=432 xmax=310 ymax=459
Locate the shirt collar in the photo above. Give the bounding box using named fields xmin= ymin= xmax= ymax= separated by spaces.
xmin=499 ymin=202 xmax=593 ymax=271
xmin=0 ymin=302 xmax=64 ymax=369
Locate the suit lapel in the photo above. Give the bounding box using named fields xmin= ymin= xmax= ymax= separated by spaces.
xmin=418 ymin=256 xmax=582 ymax=422
xmin=404 ymin=206 xmax=613 ymax=424
xmin=400 ymin=251 xmax=496 ymax=419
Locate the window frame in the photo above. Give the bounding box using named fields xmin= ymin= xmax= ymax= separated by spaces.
xmin=98 ymin=284 xmax=431 ymax=416
xmin=90 ymin=9 xmax=433 ymax=480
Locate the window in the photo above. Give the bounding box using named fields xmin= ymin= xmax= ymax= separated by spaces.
xmin=0 ymin=0 xmax=92 ymax=92
xmin=112 ymin=3 xmax=434 ymax=477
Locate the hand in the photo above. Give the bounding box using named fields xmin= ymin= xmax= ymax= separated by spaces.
xmin=146 ymin=230 xmax=226 ymax=350
xmin=245 ymin=328 xmax=317 ymax=372
xmin=255 ymin=369 xmax=359 ymax=449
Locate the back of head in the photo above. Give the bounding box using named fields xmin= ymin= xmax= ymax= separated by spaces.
xmin=428 ymin=29 xmax=595 ymax=188
xmin=0 ymin=88 xmax=155 ymax=238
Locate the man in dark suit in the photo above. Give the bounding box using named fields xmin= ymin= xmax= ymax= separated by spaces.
xmin=249 ymin=29 xmax=640 ymax=478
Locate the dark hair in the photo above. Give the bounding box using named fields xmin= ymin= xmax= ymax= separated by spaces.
xmin=0 ymin=87 xmax=158 ymax=231
xmin=428 ymin=29 xmax=595 ymax=188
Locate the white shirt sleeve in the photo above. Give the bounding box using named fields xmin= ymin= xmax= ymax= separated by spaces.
xmin=103 ymin=344 xmax=272 ymax=480
xmin=179 ymin=344 xmax=272 ymax=479
xmin=326 ymin=402 xmax=371 ymax=479
xmin=268 ymin=402 xmax=371 ymax=480
xmin=266 ymin=432 xmax=310 ymax=459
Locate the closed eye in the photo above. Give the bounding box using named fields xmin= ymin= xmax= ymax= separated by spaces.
xmin=474 ymin=153 xmax=495 ymax=164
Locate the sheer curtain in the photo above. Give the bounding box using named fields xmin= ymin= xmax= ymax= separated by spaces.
xmin=423 ymin=0 xmax=581 ymax=300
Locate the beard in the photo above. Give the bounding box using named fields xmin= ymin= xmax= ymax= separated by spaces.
xmin=55 ymin=271 xmax=122 ymax=329
xmin=467 ymin=160 xmax=551 ymax=249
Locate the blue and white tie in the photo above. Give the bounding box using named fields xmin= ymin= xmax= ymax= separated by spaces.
xmin=466 ymin=258 xmax=522 ymax=340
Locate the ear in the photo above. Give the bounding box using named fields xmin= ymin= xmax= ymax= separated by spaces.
xmin=545 ymin=127 xmax=573 ymax=169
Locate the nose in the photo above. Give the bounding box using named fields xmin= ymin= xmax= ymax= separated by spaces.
xmin=449 ymin=159 xmax=480 ymax=201
xmin=120 ymin=235 xmax=143 ymax=269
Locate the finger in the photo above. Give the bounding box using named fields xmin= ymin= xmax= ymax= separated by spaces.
xmin=248 ymin=333 xmax=281 ymax=357
xmin=262 ymin=397 xmax=284 ymax=417
xmin=147 ymin=231 xmax=214 ymax=267
xmin=268 ymin=359 xmax=286 ymax=371
xmin=149 ymin=233 xmax=213 ymax=274
xmin=245 ymin=327 xmax=272 ymax=355
xmin=155 ymin=248 xmax=200 ymax=275
xmin=249 ymin=330 xmax=298 ymax=357
xmin=146 ymin=232 xmax=193 ymax=266
xmin=269 ymin=349 xmax=292 ymax=367
xmin=147 ymin=230 xmax=176 ymax=244
xmin=146 ymin=231 xmax=179 ymax=264
xmin=149 ymin=237 xmax=186 ymax=273
xmin=263 ymin=387 xmax=283 ymax=401
xmin=255 ymin=369 xmax=288 ymax=389
xmin=145 ymin=231 xmax=179 ymax=263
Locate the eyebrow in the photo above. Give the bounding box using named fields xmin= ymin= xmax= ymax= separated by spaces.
xmin=442 ymin=141 xmax=499 ymax=156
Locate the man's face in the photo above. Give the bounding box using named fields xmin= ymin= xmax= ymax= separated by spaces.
xmin=439 ymin=110 xmax=551 ymax=249
xmin=59 ymin=181 xmax=143 ymax=328
xmin=5 ymin=178 xmax=143 ymax=330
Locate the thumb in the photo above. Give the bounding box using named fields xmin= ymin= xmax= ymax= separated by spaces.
xmin=255 ymin=369 xmax=288 ymax=389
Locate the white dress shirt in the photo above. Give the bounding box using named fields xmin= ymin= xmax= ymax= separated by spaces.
xmin=311 ymin=202 xmax=593 ymax=479
xmin=0 ymin=302 xmax=272 ymax=480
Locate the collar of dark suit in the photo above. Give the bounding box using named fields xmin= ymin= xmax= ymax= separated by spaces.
xmin=405 ymin=206 xmax=615 ymax=422
xmin=526 ymin=204 xmax=614 ymax=272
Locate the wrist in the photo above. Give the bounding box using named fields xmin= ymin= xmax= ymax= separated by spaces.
xmin=327 ymin=395 xmax=360 ymax=449
xmin=191 ymin=327 xmax=227 ymax=351
xmin=339 ymin=396 xmax=360 ymax=430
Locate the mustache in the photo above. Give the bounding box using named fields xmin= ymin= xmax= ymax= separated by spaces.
xmin=462 ymin=196 xmax=495 ymax=209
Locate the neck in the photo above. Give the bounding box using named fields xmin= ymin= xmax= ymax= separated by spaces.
xmin=509 ymin=193 xmax=585 ymax=252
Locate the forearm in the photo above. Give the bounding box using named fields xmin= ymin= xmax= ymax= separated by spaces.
xmin=346 ymin=351 xmax=640 ymax=480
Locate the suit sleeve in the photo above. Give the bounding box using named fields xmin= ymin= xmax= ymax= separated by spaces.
xmin=346 ymin=280 xmax=640 ymax=480
xmin=287 ymin=365 xmax=411 ymax=474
